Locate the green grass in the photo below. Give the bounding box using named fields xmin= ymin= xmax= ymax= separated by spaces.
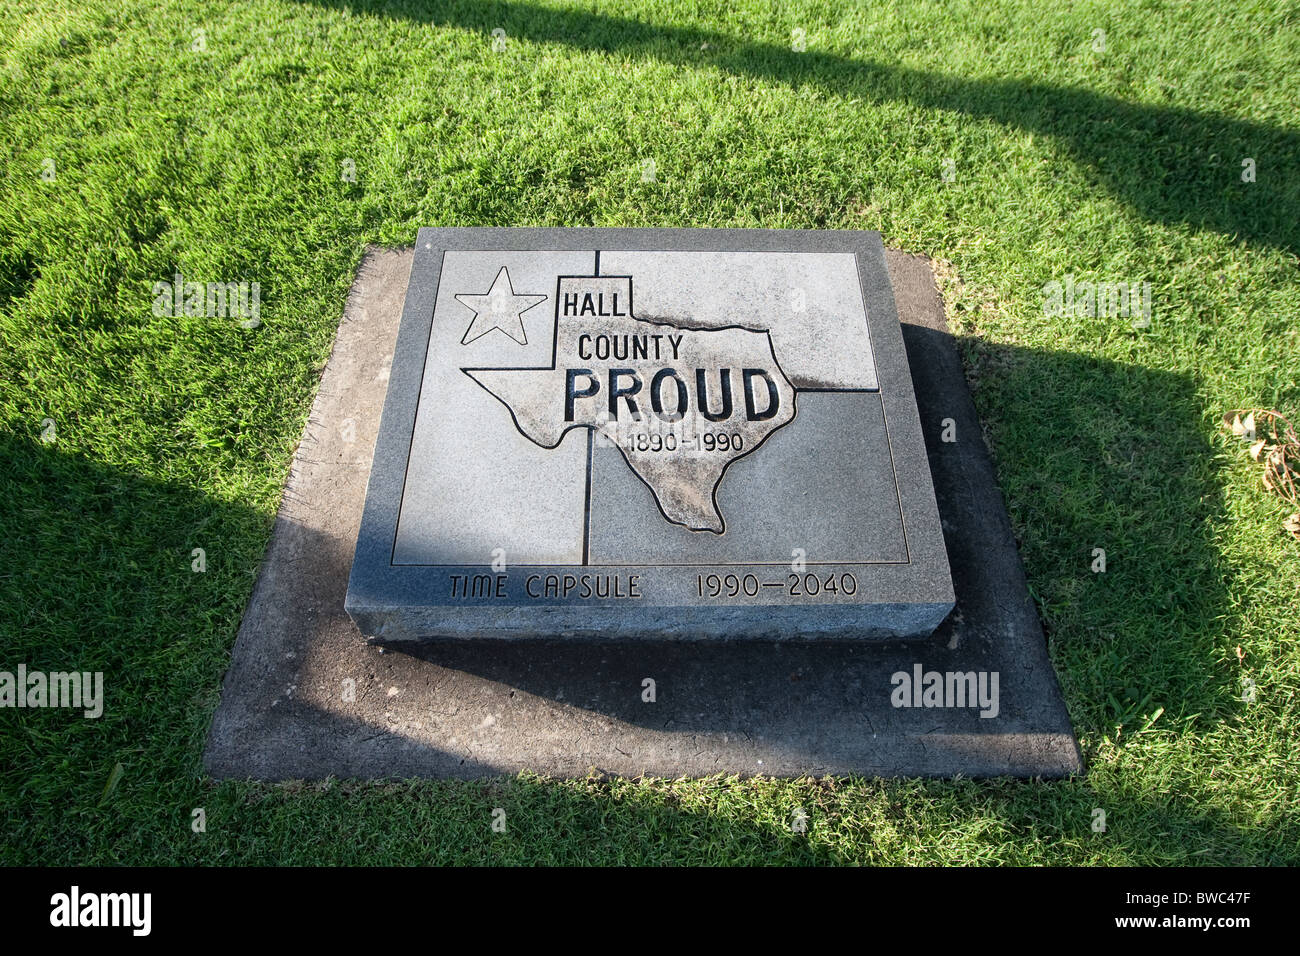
xmin=2 ymin=0 xmax=1298 ymax=864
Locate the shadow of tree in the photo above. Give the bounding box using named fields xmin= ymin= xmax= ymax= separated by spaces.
xmin=395 ymin=329 xmax=1234 ymax=763
xmin=0 ymin=392 xmax=1286 ymax=864
xmin=298 ymin=0 xmax=1299 ymax=255
xmin=194 ymin=770 xmax=1290 ymax=864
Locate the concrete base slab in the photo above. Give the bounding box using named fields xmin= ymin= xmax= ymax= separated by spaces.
xmin=202 ymin=245 xmax=1082 ymax=780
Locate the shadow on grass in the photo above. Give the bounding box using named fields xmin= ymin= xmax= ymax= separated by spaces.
xmin=297 ymin=0 xmax=1299 ymax=255
xmin=211 ymin=767 xmax=1285 ymax=865
xmin=957 ymin=337 xmax=1237 ymax=726
xmin=394 ymin=330 xmax=1235 ymax=764
xmin=0 ymin=417 xmax=1282 ymax=863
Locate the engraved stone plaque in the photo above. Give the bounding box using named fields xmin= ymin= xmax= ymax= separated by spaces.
xmin=346 ymin=228 xmax=955 ymax=640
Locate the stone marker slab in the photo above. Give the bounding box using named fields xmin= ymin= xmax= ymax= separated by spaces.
xmin=202 ymin=244 xmax=1082 ymax=780
xmin=345 ymin=228 xmax=955 ymax=641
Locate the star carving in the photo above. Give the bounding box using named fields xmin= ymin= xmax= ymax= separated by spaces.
xmin=455 ymin=267 xmax=546 ymax=346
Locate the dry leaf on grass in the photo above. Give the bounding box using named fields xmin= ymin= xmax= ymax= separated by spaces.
xmin=1221 ymin=408 xmax=1300 ymax=540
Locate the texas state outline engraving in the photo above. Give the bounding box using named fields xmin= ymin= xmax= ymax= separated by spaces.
xmin=461 ymin=273 xmax=796 ymax=533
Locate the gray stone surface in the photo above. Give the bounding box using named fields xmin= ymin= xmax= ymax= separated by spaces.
xmin=345 ymin=229 xmax=954 ymax=641
xmin=202 ymin=242 xmax=1083 ymax=780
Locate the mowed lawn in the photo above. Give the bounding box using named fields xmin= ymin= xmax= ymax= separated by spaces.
xmin=1 ymin=0 xmax=1297 ymax=864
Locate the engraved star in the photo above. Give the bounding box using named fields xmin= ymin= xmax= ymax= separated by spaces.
xmin=455 ymin=267 xmax=546 ymax=346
